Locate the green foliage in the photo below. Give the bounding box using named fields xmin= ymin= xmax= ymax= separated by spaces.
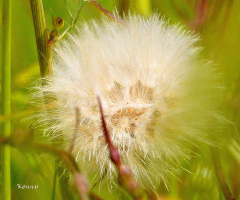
xmin=1 ymin=0 xmax=240 ymax=199
xmin=1 ymin=0 xmax=11 ymax=199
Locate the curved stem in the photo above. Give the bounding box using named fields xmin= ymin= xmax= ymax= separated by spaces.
xmin=212 ymin=148 xmax=235 ymax=200
xmin=0 ymin=136 xmax=104 ymax=200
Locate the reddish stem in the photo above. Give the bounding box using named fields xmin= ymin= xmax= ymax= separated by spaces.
xmin=190 ymin=0 xmax=208 ymax=30
xmin=90 ymin=0 xmax=124 ymax=24
xmin=97 ymin=96 xmax=121 ymax=166
xmin=212 ymin=148 xmax=235 ymax=200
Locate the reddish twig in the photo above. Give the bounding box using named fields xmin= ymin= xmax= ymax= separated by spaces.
xmin=97 ymin=96 xmax=144 ymax=200
xmin=97 ymin=96 xmax=122 ymax=166
xmin=189 ymin=0 xmax=208 ymax=30
xmin=212 ymin=148 xmax=235 ymax=200
xmin=90 ymin=0 xmax=124 ymax=24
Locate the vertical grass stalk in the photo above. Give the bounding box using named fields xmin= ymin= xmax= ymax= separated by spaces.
xmin=30 ymin=0 xmax=73 ymax=199
xmin=30 ymin=0 xmax=52 ymax=80
xmin=1 ymin=0 xmax=11 ymax=199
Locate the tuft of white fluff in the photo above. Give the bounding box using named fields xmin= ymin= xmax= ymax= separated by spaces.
xmin=33 ymin=14 xmax=223 ymax=189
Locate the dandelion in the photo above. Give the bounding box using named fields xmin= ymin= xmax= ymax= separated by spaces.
xmin=33 ymin=14 xmax=223 ymax=190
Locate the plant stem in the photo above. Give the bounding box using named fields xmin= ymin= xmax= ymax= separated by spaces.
xmin=90 ymin=0 xmax=124 ymax=23
xmin=97 ymin=97 xmax=143 ymax=199
xmin=1 ymin=0 xmax=11 ymax=199
xmin=30 ymin=0 xmax=52 ymax=79
xmin=212 ymin=148 xmax=235 ymax=200
xmin=0 ymin=136 xmax=104 ymax=200
xmin=57 ymin=0 xmax=85 ymax=41
xmin=51 ymin=162 xmax=58 ymax=200
xmin=30 ymin=1 xmax=74 ymax=199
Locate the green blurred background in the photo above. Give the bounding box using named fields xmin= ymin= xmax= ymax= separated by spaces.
xmin=1 ymin=0 xmax=240 ymax=199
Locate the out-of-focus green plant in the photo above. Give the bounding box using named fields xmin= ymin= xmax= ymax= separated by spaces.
xmin=130 ymin=0 xmax=151 ymax=16
xmin=1 ymin=0 xmax=240 ymax=200
xmin=1 ymin=0 xmax=11 ymax=199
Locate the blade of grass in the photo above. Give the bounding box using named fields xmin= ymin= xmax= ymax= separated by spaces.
xmin=1 ymin=0 xmax=11 ymax=199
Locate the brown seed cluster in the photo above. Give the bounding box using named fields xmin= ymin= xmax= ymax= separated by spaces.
xmin=109 ymin=80 xmax=154 ymax=138
xmin=111 ymin=107 xmax=147 ymax=138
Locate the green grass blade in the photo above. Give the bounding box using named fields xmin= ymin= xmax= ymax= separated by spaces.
xmin=1 ymin=0 xmax=11 ymax=199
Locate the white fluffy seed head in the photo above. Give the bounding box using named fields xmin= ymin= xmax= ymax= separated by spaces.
xmin=32 ymin=14 xmax=224 ymax=189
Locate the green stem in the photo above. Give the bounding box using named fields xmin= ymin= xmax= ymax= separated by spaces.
xmin=30 ymin=2 xmax=75 ymax=199
xmin=0 ymin=136 xmax=104 ymax=199
xmin=57 ymin=0 xmax=85 ymax=41
xmin=1 ymin=0 xmax=11 ymax=199
xmin=30 ymin=0 xmax=52 ymax=79
xmin=51 ymin=162 xmax=58 ymax=200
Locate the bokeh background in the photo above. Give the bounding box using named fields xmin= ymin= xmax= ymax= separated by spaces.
xmin=1 ymin=0 xmax=240 ymax=199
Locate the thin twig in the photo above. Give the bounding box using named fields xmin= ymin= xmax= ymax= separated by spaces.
xmin=212 ymin=148 xmax=235 ymax=200
xmin=90 ymin=0 xmax=125 ymax=24
xmin=97 ymin=96 xmax=121 ymax=166
xmin=93 ymin=168 xmax=107 ymax=189
xmin=0 ymin=135 xmax=104 ymax=200
xmin=97 ymin=96 xmax=144 ymax=200
xmin=57 ymin=0 xmax=86 ymax=41
xmin=0 ymin=135 xmax=80 ymax=173
xmin=34 ymin=142 xmax=80 ymax=173
xmin=64 ymin=0 xmax=73 ymax=18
